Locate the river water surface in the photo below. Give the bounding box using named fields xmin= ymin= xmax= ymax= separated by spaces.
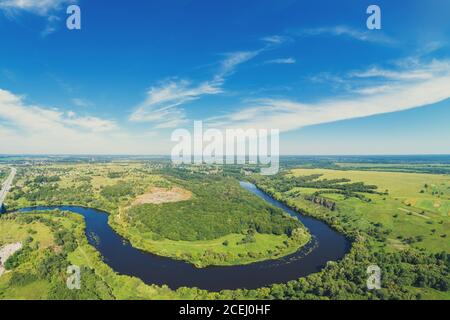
xmin=18 ymin=181 xmax=350 ymax=291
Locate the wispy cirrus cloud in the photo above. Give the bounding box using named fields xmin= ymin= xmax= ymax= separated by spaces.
xmin=264 ymin=57 xmax=296 ymax=65
xmin=0 ymin=0 xmax=76 ymax=36
xmin=293 ymin=25 xmax=395 ymax=45
xmin=129 ymin=50 xmax=264 ymax=128
xmin=129 ymin=33 xmax=295 ymax=128
xmin=207 ymin=59 xmax=450 ymax=132
xmin=349 ymin=59 xmax=450 ymax=81
xmin=0 ymin=0 xmax=74 ymax=15
xmin=71 ymin=98 xmax=92 ymax=108
xmin=129 ymin=80 xmax=219 ymax=128
xmin=261 ymin=35 xmax=292 ymax=45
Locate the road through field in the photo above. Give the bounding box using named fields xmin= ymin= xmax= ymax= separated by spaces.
xmin=0 ymin=167 xmax=16 ymax=208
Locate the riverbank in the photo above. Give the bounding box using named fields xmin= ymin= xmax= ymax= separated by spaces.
xmin=15 ymin=181 xmax=349 ymax=291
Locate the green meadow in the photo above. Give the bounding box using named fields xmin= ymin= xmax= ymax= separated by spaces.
xmin=288 ymin=169 xmax=449 ymax=253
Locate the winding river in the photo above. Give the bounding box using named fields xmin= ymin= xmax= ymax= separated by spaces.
xmin=17 ymin=181 xmax=350 ymax=291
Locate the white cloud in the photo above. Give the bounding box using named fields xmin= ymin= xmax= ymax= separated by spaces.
xmin=0 ymin=0 xmax=76 ymax=36
xmin=207 ymin=59 xmax=450 ymax=132
xmin=0 ymin=0 xmax=74 ymax=15
xmin=418 ymin=41 xmax=445 ymax=55
xmin=0 ymin=88 xmax=152 ymax=154
xmin=350 ymin=60 xmax=450 ymax=81
xmin=129 ymin=79 xmax=220 ymax=127
xmin=296 ymin=25 xmax=395 ymax=45
xmin=264 ymin=57 xmax=296 ymax=65
xmin=213 ymin=51 xmax=261 ymax=84
xmin=129 ymin=35 xmax=294 ymax=128
xmin=0 ymin=89 xmax=116 ymax=133
xmin=130 ymin=50 xmax=263 ymax=127
xmin=353 ymin=85 xmax=393 ymax=95
xmin=261 ymin=35 xmax=291 ymax=45
xmin=71 ymin=98 xmax=92 ymax=108
xmin=0 ymin=88 xmax=172 ymax=154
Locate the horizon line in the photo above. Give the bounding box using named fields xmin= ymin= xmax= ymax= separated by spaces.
xmin=1 ymin=154 xmax=450 ymax=157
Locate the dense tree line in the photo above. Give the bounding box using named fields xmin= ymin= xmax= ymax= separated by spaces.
xmin=244 ymin=241 xmax=449 ymax=300
xmin=100 ymin=181 xmax=136 ymax=200
xmin=12 ymin=183 xmax=95 ymax=205
xmin=305 ymin=195 xmax=336 ymax=211
xmin=258 ymin=173 xmax=381 ymax=197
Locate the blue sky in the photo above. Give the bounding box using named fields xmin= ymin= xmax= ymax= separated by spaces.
xmin=0 ymin=0 xmax=449 ymax=155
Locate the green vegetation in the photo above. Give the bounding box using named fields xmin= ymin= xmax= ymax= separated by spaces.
xmin=0 ymin=211 xmax=183 ymax=299
xmin=248 ymin=168 xmax=449 ymax=299
xmin=116 ymin=174 xmax=309 ymax=267
xmin=0 ymin=167 xmax=10 ymax=183
xmin=2 ymin=159 xmax=449 ymax=300
xmin=127 ymin=176 xmax=299 ymax=241
xmin=6 ymin=164 xmax=310 ymax=267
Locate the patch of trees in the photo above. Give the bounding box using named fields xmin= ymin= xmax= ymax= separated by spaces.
xmin=237 ymin=229 xmax=257 ymax=245
xmin=54 ymin=228 xmax=77 ymax=252
xmin=4 ymin=246 xmax=32 ymax=270
xmin=100 ymin=181 xmax=135 ymax=200
xmin=0 ymin=169 xmax=8 ymax=182
xmin=223 ymin=242 xmax=449 ymax=300
xmin=305 ymin=195 xmax=336 ymax=211
xmin=12 ymin=179 xmax=95 ymax=206
xmin=251 ymin=173 xmax=382 ymax=203
xmin=250 ymin=172 xmax=387 ymax=205
xmin=107 ymin=172 xmax=123 ymax=179
xmin=34 ymin=175 xmax=61 ymax=184
xmin=8 ymin=272 xmax=40 ymax=287
xmin=128 ymin=176 xmax=301 ymax=241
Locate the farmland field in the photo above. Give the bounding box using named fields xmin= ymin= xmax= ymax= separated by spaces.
xmin=287 ymin=169 xmax=449 ymax=252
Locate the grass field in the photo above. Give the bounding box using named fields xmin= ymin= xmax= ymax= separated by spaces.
xmin=111 ymin=225 xmax=310 ymax=268
xmin=0 ymin=218 xmax=54 ymax=249
xmin=289 ymin=168 xmax=450 ymax=253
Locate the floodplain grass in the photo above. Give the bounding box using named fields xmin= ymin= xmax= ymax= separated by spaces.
xmin=0 ymin=219 xmax=54 ymax=248
xmin=288 ymin=169 xmax=450 ymax=253
xmin=111 ymin=225 xmax=310 ymax=268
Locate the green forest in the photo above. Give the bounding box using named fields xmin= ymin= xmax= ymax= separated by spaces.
xmin=127 ymin=175 xmax=300 ymax=241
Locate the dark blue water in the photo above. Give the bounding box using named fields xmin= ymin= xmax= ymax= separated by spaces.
xmin=17 ymin=182 xmax=350 ymax=291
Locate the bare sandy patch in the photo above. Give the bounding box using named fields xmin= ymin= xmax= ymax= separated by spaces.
xmin=132 ymin=187 xmax=192 ymax=205
xmin=0 ymin=242 xmax=22 ymax=277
